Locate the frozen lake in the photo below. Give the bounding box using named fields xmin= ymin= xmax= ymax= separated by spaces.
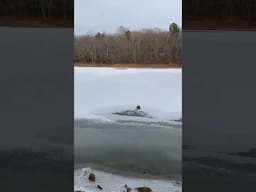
xmin=183 ymin=31 xmax=256 ymax=192
xmin=75 ymin=67 xmax=182 ymax=119
xmin=0 ymin=27 xmax=73 ymax=192
xmin=74 ymin=67 xmax=182 ymax=191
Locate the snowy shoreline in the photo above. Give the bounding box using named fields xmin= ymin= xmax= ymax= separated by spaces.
xmin=75 ymin=167 xmax=181 ymax=192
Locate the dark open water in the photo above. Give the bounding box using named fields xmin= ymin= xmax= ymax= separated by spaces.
xmin=75 ymin=119 xmax=182 ymax=180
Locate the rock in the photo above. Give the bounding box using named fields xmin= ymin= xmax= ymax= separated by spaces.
xmin=124 ymin=185 xmax=132 ymax=192
xmin=97 ymin=185 xmax=103 ymax=190
xmin=136 ymin=187 xmax=152 ymax=192
xmin=88 ymin=173 xmax=95 ymax=182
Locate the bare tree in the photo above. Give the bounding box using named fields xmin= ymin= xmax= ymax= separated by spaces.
xmin=74 ymin=26 xmax=182 ymax=65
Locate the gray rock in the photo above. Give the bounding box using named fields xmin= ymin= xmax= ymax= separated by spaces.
xmin=88 ymin=173 xmax=96 ymax=182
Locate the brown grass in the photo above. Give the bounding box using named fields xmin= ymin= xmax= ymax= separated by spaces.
xmin=74 ymin=63 xmax=181 ymax=68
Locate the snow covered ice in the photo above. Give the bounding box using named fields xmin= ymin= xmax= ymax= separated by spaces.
xmin=74 ymin=67 xmax=182 ymax=192
xmin=75 ymin=67 xmax=182 ymax=122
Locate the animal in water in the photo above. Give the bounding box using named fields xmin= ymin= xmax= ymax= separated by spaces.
xmin=136 ymin=105 xmax=141 ymax=111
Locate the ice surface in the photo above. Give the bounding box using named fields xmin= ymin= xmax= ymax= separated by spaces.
xmin=74 ymin=67 xmax=182 ymax=191
xmin=75 ymin=67 xmax=182 ymax=122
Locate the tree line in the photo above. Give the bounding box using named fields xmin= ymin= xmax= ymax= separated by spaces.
xmin=183 ymin=0 xmax=256 ymax=24
xmin=75 ymin=24 xmax=181 ymax=65
xmin=0 ymin=0 xmax=73 ymax=20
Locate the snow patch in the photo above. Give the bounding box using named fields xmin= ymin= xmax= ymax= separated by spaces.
xmin=75 ymin=167 xmax=181 ymax=192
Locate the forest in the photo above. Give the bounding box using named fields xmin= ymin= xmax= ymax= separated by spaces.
xmin=183 ymin=0 xmax=256 ymax=28
xmin=75 ymin=25 xmax=181 ymax=65
xmin=0 ymin=0 xmax=73 ymax=26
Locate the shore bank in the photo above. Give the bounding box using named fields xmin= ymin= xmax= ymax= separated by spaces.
xmin=75 ymin=167 xmax=181 ymax=192
xmin=74 ymin=63 xmax=181 ymax=68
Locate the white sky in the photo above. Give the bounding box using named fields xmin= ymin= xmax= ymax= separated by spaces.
xmin=75 ymin=0 xmax=182 ymax=35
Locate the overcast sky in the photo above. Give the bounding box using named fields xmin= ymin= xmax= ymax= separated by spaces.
xmin=75 ymin=0 xmax=181 ymax=35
